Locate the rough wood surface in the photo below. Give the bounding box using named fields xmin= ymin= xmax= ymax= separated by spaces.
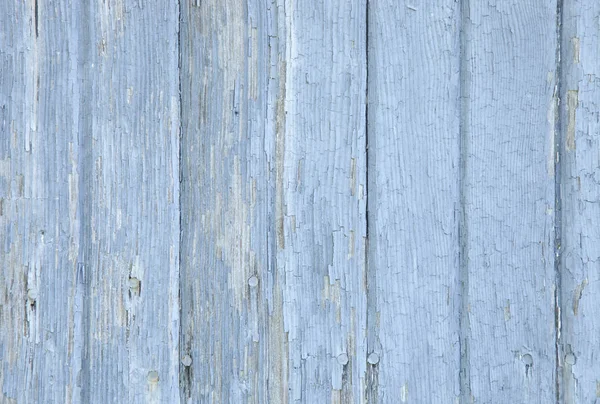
xmin=463 ymin=1 xmax=558 ymax=402
xmin=3 ymin=1 xmax=600 ymax=403
xmin=180 ymin=1 xmax=367 ymax=402
xmin=1 ymin=2 xmax=80 ymax=403
xmin=1 ymin=1 xmax=180 ymax=403
xmin=277 ymin=1 xmax=367 ymax=402
xmin=561 ymin=2 xmax=600 ymax=402
xmin=179 ymin=1 xmax=273 ymax=402
xmin=367 ymin=2 xmax=461 ymax=402
xmin=83 ymin=2 xmax=181 ymax=403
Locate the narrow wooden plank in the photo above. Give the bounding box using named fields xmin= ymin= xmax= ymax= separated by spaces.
xmin=367 ymin=2 xmax=461 ymax=402
xmin=276 ymin=1 xmax=367 ymax=402
xmin=560 ymin=2 xmax=600 ymax=402
xmin=179 ymin=1 xmax=276 ymax=402
xmin=464 ymin=1 xmax=558 ymax=402
xmin=83 ymin=2 xmax=181 ymax=402
xmin=0 ymin=3 xmax=85 ymax=403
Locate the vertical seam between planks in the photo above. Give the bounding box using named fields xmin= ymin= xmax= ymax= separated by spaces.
xmin=33 ymin=0 xmax=38 ymax=38
xmin=553 ymin=0 xmax=564 ymax=402
xmin=364 ymin=3 xmax=369 ymax=250
xmin=76 ymin=1 xmax=92 ymax=401
xmin=458 ymin=0 xmax=471 ymax=402
xmin=364 ymin=1 xmax=379 ymax=402
xmin=364 ymin=0 xmax=370 ymax=311
xmin=177 ymin=0 xmax=185 ymax=401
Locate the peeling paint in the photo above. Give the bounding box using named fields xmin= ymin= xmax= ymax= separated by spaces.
xmin=400 ymin=383 xmax=408 ymax=402
xmin=275 ymin=61 xmax=287 ymax=250
xmin=566 ymin=90 xmax=578 ymax=151
xmin=573 ymin=278 xmax=588 ymax=315
xmin=572 ymin=37 xmax=580 ymax=63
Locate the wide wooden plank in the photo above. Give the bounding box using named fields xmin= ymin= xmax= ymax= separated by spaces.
xmin=83 ymin=2 xmax=181 ymax=402
xmin=277 ymin=1 xmax=367 ymax=402
xmin=179 ymin=1 xmax=276 ymax=402
xmin=464 ymin=1 xmax=558 ymax=402
xmin=0 ymin=3 xmax=84 ymax=403
xmin=367 ymin=2 xmax=461 ymax=402
xmin=180 ymin=1 xmax=367 ymax=402
xmin=560 ymin=2 xmax=600 ymax=402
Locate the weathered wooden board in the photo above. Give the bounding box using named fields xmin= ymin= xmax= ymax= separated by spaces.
xmin=180 ymin=0 xmax=367 ymax=402
xmin=463 ymin=1 xmax=558 ymax=402
xmin=367 ymin=1 xmax=461 ymax=402
xmin=1 ymin=2 xmax=181 ymax=403
xmin=277 ymin=1 xmax=367 ymax=402
xmin=561 ymin=2 xmax=600 ymax=402
xmin=83 ymin=1 xmax=181 ymax=403
xmin=179 ymin=0 xmax=274 ymax=402
xmin=0 ymin=3 xmax=82 ymax=403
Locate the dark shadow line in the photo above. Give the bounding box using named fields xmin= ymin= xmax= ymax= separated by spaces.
xmin=458 ymin=0 xmax=472 ymax=402
xmin=364 ymin=1 xmax=379 ymax=403
xmin=554 ymin=0 xmax=564 ymax=402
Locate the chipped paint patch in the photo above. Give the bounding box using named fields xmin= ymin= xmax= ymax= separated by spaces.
xmin=127 ymin=87 xmax=134 ymax=104
xmin=547 ymin=88 xmax=556 ymax=176
xmin=504 ymin=300 xmax=511 ymax=321
xmin=249 ymin=27 xmax=259 ymax=100
xmin=350 ymin=158 xmax=356 ymax=196
xmin=209 ymin=156 xmax=252 ymax=311
xmin=275 ymin=61 xmax=287 ymax=250
xmin=322 ymin=275 xmax=342 ymax=323
xmin=572 ymin=37 xmax=580 ymax=63
xmin=400 ymin=383 xmax=408 ymax=402
xmin=573 ymin=278 xmax=588 ymax=315
xmin=566 ymin=90 xmax=578 ymax=151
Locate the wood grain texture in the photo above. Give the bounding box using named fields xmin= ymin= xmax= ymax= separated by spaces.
xmin=83 ymin=1 xmax=181 ymax=403
xmin=367 ymin=2 xmax=461 ymax=402
xmin=463 ymin=1 xmax=558 ymax=402
xmin=0 ymin=2 xmax=82 ymax=403
xmin=560 ymin=2 xmax=600 ymax=402
xmin=5 ymin=1 xmax=600 ymax=403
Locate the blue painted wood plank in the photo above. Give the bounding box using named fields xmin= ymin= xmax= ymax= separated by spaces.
xmin=463 ymin=1 xmax=558 ymax=402
xmin=82 ymin=2 xmax=181 ymax=403
xmin=276 ymin=1 xmax=368 ymax=402
xmin=368 ymin=2 xmax=462 ymax=402
xmin=0 ymin=3 xmax=83 ymax=402
xmin=179 ymin=1 xmax=276 ymax=402
xmin=561 ymin=2 xmax=600 ymax=402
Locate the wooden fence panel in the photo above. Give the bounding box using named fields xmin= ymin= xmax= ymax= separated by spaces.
xmin=4 ymin=1 xmax=600 ymax=403
xmin=367 ymin=2 xmax=462 ymax=403
xmin=561 ymin=2 xmax=600 ymax=402
xmin=463 ymin=1 xmax=558 ymax=402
